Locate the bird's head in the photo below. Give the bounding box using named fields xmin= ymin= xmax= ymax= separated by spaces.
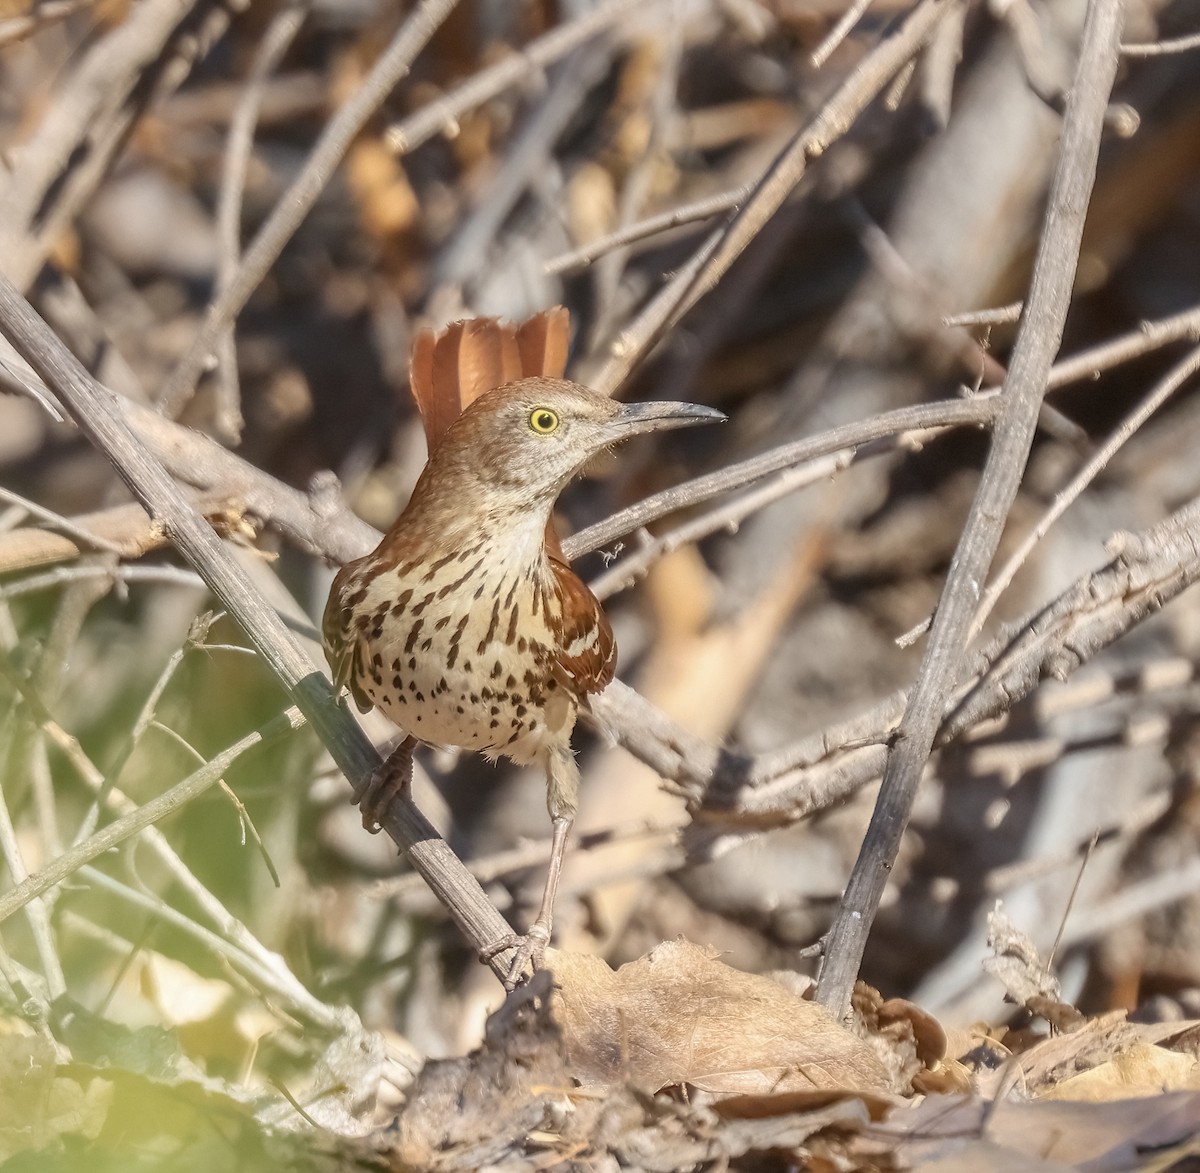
xmin=425 ymin=376 xmax=725 ymax=509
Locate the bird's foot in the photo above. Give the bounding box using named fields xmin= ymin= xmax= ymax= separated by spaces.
xmin=354 ymin=738 xmax=415 ymax=833
xmin=480 ymin=923 xmax=551 ymax=990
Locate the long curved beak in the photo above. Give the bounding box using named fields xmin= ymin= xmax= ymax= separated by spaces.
xmin=610 ymin=400 xmax=726 ymax=438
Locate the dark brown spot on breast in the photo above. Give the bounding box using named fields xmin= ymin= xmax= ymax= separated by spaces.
xmin=422 ymin=551 xmax=457 ymax=581
xmin=446 ymin=614 xmax=470 ymax=669
xmin=437 ymin=558 xmax=486 ymax=600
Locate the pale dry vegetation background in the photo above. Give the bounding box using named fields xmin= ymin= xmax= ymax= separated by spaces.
xmin=1 ymin=0 xmax=1200 ymax=1168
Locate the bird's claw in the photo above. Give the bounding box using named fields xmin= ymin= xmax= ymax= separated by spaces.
xmin=353 ymin=763 xmax=394 ymax=833
xmin=353 ymin=739 xmax=415 ymax=833
xmin=481 ymin=924 xmax=551 ymax=990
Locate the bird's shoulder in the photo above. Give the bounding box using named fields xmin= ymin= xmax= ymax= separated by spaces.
xmin=546 ymin=556 xmax=615 ymax=699
xmin=323 ymin=559 xmax=376 ymax=713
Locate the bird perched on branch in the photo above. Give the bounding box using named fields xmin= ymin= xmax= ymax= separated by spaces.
xmin=323 ymin=311 xmax=723 ymax=983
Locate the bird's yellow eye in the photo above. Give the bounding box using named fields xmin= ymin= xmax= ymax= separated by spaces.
xmin=529 ymin=407 xmax=560 ymax=434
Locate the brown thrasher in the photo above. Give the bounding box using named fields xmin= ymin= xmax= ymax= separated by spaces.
xmin=323 ymin=313 xmax=722 ymax=981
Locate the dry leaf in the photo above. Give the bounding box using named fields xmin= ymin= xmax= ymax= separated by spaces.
xmin=854 ymin=985 xmax=950 ymax=1091
xmin=0 ymin=1035 xmax=112 ymax=1163
xmin=1011 ymin=1012 xmax=1134 ymax=1094
xmin=547 ymin=939 xmax=894 ymax=1094
xmin=871 ymin=1090 xmax=1200 ymax=1170
xmin=1042 ymin=1042 xmax=1200 ymax=1102
xmin=141 ymin=953 xmax=231 ymax=1026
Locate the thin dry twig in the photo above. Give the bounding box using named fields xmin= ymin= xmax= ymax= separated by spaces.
xmin=1120 ymin=29 xmax=1200 ymax=55
xmin=212 ymin=0 xmax=308 ymax=443
xmin=0 ymin=564 xmax=204 ymax=601
xmin=815 ymin=0 xmax=1127 ymax=1017
xmin=0 ymin=492 xmax=238 ymax=576
xmin=1061 ymin=856 xmax=1200 ymax=943
xmin=76 ymin=864 xmax=312 ymax=1006
xmin=1042 ymin=303 xmax=1200 ymax=389
xmin=145 ymin=718 xmax=282 ymax=888
xmin=73 ymin=624 xmax=203 ymax=844
xmin=941 ymin=496 xmax=1200 ymax=744
xmin=0 ymin=709 xmax=66 ymax=998
xmin=897 ymin=339 xmax=1200 ymax=650
xmin=688 ymin=493 xmax=1200 ymax=835
xmin=160 ymin=0 xmax=652 ymax=417
xmin=0 ymin=488 xmax=126 ymax=557
xmin=944 ymin=302 xmax=1024 ymax=327
xmin=543 ymin=184 xmax=753 ymax=276
xmin=433 ymin=41 xmax=614 ymax=290
xmin=811 ymin=0 xmax=879 ymax=67
xmin=567 ymin=394 xmax=999 ymax=557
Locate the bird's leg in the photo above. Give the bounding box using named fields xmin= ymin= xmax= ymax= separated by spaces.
xmin=354 ymin=735 xmax=417 ymax=833
xmin=482 ymin=744 xmax=578 ymax=989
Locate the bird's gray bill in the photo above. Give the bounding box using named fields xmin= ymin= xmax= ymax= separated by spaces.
xmin=613 ymin=401 xmax=727 ymax=436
